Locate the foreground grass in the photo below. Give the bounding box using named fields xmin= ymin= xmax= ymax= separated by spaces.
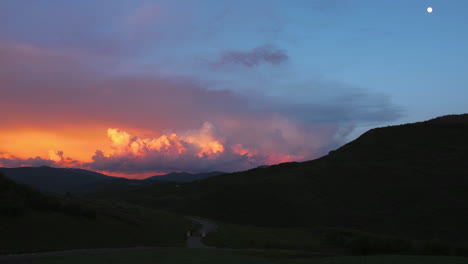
xmin=203 ymin=222 xmax=326 ymax=250
xmin=29 ymin=248 xmax=468 ymax=264
xmin=202 ymin=223 xmax=468 ymax=257
xmin=0 ymin=201 xmax=198 ymax=254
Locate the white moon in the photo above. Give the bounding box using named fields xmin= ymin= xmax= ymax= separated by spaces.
xmin=427 ymin=7 xmax=433 ymax=13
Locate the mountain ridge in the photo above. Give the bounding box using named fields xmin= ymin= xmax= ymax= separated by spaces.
xmin=0 ymin=166 xmax=225 ymax=194
xmin=145 ymin=171 xmax=225 ymax=182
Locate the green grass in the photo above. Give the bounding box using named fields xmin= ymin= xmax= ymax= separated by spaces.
xmin=0 ymin=201 xmax=199 ymax=254
xmin=203 ymin=223 xmax=326 ymax=250
xmin=28 ymin=248 xmax=468 ymax=264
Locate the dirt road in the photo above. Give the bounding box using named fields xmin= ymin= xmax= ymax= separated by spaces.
xmin=185 ymin=216 xmax=217 ymax=249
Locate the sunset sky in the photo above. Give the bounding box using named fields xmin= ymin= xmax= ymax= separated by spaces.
xmin=1 ymin=0 xmax=467 ymax=178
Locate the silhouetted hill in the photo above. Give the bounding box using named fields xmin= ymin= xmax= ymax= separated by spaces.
xmin=0 ymin=172 xmax=196 ymax=254
xmin=0 ymin=167 xmax=223 ymax=194
xmin=0 ymin=166 xmax=112 ymax=193
xmin=68 ymin=177 xmax=157 ymax=194
xmin=145 ymin=171 xmax=225 ymax=182
xmin=0 ymin=172 xmax=68 ymax=217
xmin=94 ymin=114 xmax=468 ymax=242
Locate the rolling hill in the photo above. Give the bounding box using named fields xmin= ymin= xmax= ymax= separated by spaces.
xmin=0 ymin=172 xmax=197 ymax=254
xmin=93 ymin=114 xmax=468 ymax=242
xmin=145 ymin=171 xmax=225 ymax=182
xmin=0 ymin=166 xmax=224 ymax=194
xmin=0 ymin=166 xmax=112 ymax=193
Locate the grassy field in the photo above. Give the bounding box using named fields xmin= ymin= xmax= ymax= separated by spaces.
xmin=25 ymin=248 xmax=468 ymax=264
xmin=201 ymin=222 xmax=468 ymax=257
xmin=0 ymin=201 xmax=198 ymax=254
xmin=203 ymin=222 xmax=326 ymax=250
xmin=0 ymin=173 xmax=200 ymax=254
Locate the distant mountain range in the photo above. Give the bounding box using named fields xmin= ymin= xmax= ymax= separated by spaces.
xmin=145 ymin=171 xmax=225 ymax=182
xmin=93 ymin=114 xmax=468 ymax=242
xmin=0 ymin=166 xmax=111 ymax=194
xmin=0 ymin=166 xmax=225 ymax=194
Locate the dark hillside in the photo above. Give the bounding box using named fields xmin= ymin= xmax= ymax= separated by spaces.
xmin=0 ymin=172 xmax=195 ymax=254
xmin=0 ymin=166 xmax=111 ymax=193
xmin=94 ymin=114 xmax=468 ymax=242
xmin=0 ymin=167 xmax=224 ymax=194
xmin=145 ymin=171 xmax=225 ymax=182
xmin=0 ymin=172 xmax=93 ymax=218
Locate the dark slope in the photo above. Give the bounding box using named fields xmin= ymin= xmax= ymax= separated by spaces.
xmin=0 ymin=171 xmax=70 ymax=217
xmin=145 ymin=171 xmax=225 ymax=182
xmin=68 ymin=177 xmax=157 ymax=194
xmin=0 ymin=167 xmax=224 ymax=194
xmin=0 ymin=172 xmax=195 ymax=254
xmin=0 ymin=166 xmax=112 ymax=193
xmin=94 ymin=114 xmax=468 ymax=241
xmin=71 ymin=171 xmax=225 ymax=194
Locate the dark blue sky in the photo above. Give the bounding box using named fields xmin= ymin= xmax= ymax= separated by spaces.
xmin=1 ymin=0 xmax=467 ymax=176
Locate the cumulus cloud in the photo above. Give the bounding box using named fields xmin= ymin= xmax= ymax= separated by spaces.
xmin=84 ymin=122 xmax=307 ymax=173
xmin=214 ymin=45 xmax=288 ymax=67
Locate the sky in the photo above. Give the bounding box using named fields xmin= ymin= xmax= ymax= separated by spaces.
xmin=1 ymin=0 xmax=467 ymax=178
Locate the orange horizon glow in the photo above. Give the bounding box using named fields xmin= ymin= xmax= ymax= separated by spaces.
xmin=0 ymin=125 xmax=165 ymax=161
xmin=0 ymin=124 xmax=303 ymax=179
xmin=0 ymin=128 xmax=110 ymax=163
xmin=0 ymin=164 xmax=182 ymax=180
xmin=96 ymin=170 xmax=166 ymax=179
xmin=231 ymin=144 xmax=257 ymax=157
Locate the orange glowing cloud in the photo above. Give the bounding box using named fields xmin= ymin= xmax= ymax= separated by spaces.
xmin=83 ymin=120 xmax=320 ymax=177
xmin=231 ymin=144 xmax=258 ymax=157
xmin=48 ymin=150 xmax=63 ymax=162
xmin=183 ymin=122 xmax=225 ymax=158
xmin=103 ymin=122 xmax=225 ymax=160
xmin=107 ymin=128 xmax=187 ymax=156
xmin=264 ymin=153 xmax=305 ymax=165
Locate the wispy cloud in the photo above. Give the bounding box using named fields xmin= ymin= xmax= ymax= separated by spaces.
xmin=214 ymin=45 xmax=288 ymax=68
